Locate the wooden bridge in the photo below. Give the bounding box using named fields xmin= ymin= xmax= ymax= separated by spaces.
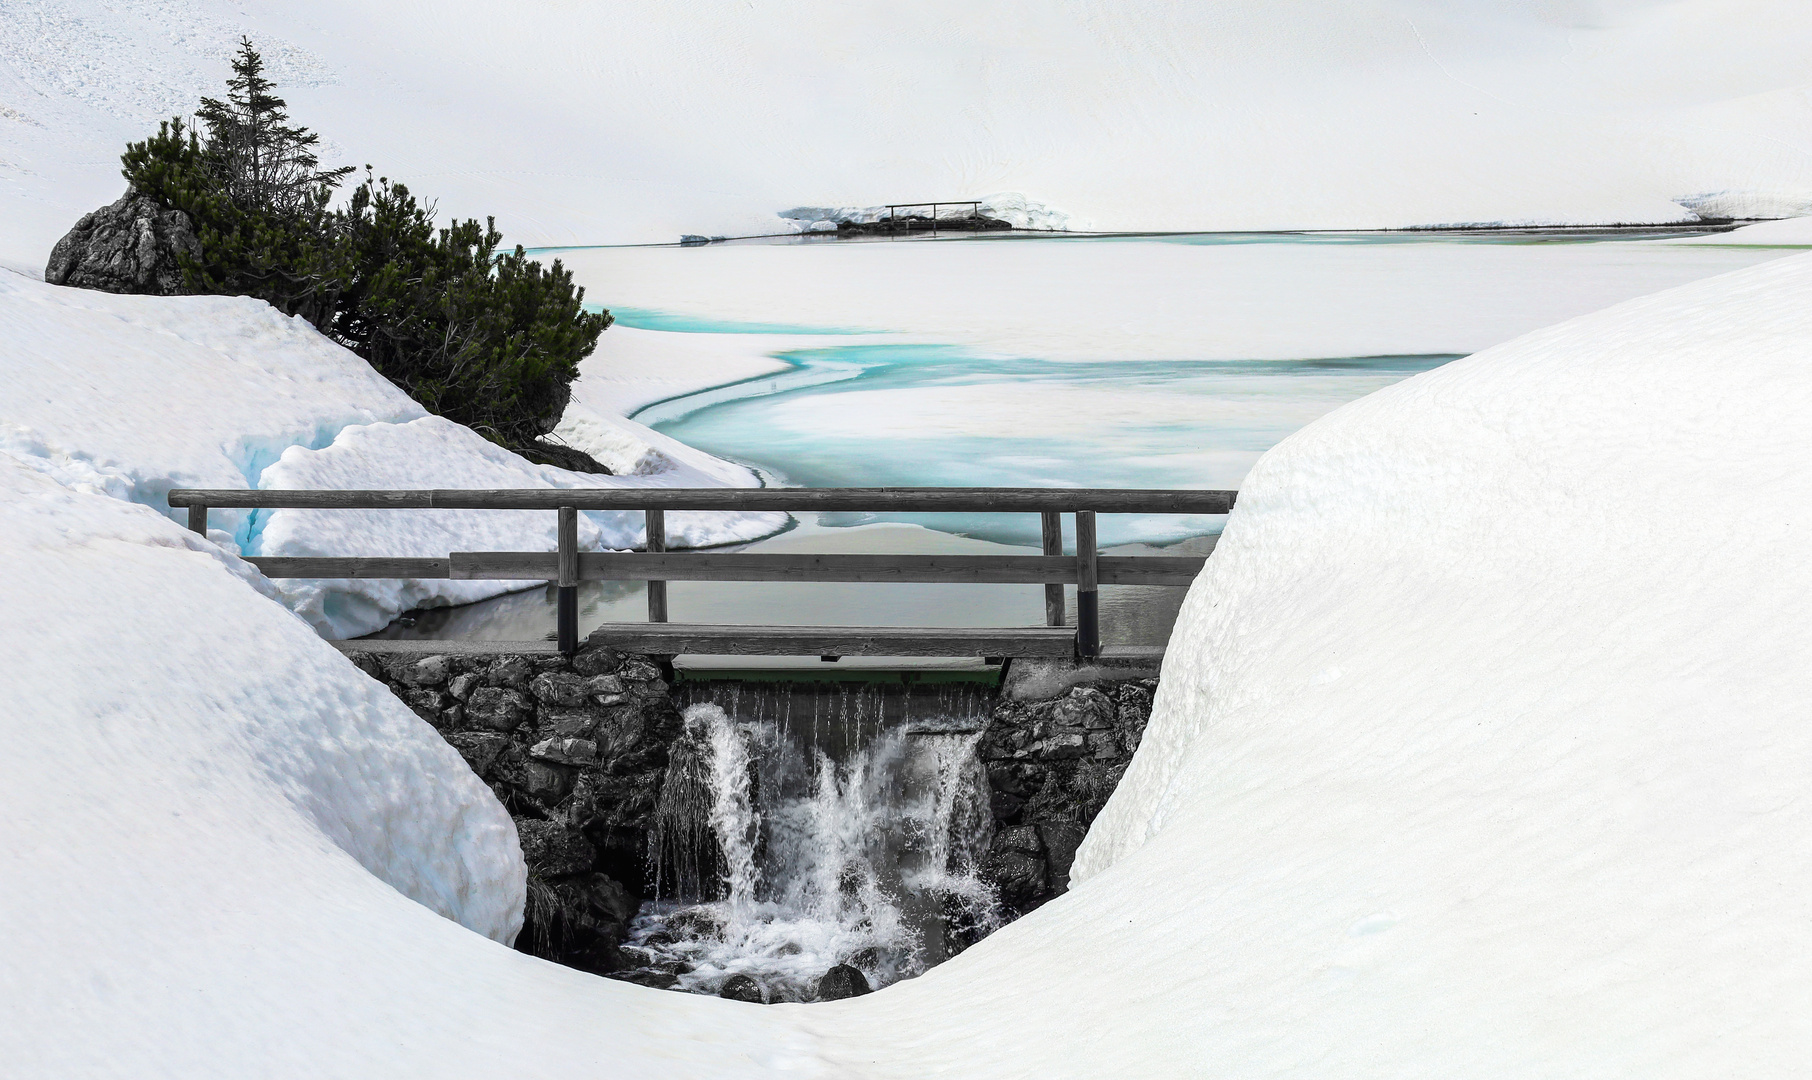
xmin=165 ymin=487 xmax=1236 ymax=661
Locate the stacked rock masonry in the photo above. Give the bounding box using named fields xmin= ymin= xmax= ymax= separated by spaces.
xmin=347 ymin=645 xmax=1157 ymax=977
xmin=978 ymin=680 xmax=1155 ymax=915
xmin=346 ymin=642 xmax=683 ymax=974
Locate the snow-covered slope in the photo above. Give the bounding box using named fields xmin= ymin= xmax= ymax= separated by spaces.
xmin=0 ymin=456 xmax=831 ymax=1079
xmin=804 ymin=252 xmax=1812 ymax=1076
xmin=0 ymin=272 xmax=780 ymax=637
xmin=7 ymin=0 xmax=1812 ymax=265
xmin=5 ymin=211 xmax=1810 ymax=1080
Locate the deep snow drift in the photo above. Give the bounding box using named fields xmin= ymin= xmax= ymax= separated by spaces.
xmin=0 ymin=272 xmax=779 ymax=638
xmin=5 ymin=237 xmax=1809 ymax=1077
xmin=799 ymin=251 xmax=1812 ymax=1076
xmin=8 ymin=0 xmax=1812 ymax=263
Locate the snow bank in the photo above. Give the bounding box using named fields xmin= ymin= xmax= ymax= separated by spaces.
xmin=801 ymin=252 xmax=1812 ymax=1076
xmin=8 ymin=0 xmax=1812 ymax=261
xmin=0 ymin=273 xmax=781 ymax=638
xmin=0 ymin=454 xmax=836 ymax=1079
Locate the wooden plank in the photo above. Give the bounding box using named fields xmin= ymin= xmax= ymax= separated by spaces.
xmin=1076 ymin=510 xmax=1099 ymax=659
xmin=448 ymin=551 xmax=1206 ymax=585
xmin=1041 ymin=510 xmax=1065 ymax=627
xmin=581 ymin=623 xmax=1077 ymax=657
xmin=247 ymin=556 xmax=452 ymax=579
xmin=331 ymin=639 xmax=561 ymax=656
xmin=187 ymin=504 xmax=208 ymax=536
xmin=166 ymin=486 xmax=1238 ymax=515
xmin=645 ymin=509 xmax=668 ymax=623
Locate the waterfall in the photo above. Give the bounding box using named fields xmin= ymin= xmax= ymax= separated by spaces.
xmin=630 ymin=688 xmax=999 ymax=1002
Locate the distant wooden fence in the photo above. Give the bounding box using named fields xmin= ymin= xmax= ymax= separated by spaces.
xmin=164 ymin=487 xmax=1236 ymax=660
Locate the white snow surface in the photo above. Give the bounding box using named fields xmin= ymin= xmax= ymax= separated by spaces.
xmin=0 ymin=455 xmax=829 ymax=1079
xmin=6 ymin=213 xmax=1812 ymax=1079
xmin=983 ymin=251 xmax=1811 ymax=1075
xmin=0 ymin=272 xmax=779 ymax=638
xmin=9 ymin=0 xmax=1812 ymax=263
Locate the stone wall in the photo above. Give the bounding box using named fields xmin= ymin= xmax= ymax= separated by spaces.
xmin=345 ymin=644 xmax=1156 ymax=974
xmin=978 ymin=678 xmax=1155 ymax=915
xmin=345 ymin=641 xmax=682 ymax=975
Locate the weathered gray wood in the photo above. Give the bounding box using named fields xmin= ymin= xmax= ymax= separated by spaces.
xmin=247 ymin=557 xmax=452 ymax=579
xmin=1041 ymin=510 xmax=1066 ymax=627
xmin=645 ymin=508 xmax=668 ymax=623
xmin=330 ymin=639 xmax=561 ymax=656
xmin=582 ymin=623 xmax=1077 ymax=656
xmin=187 ymin=504 xmax=208 ymax=536
xmin=447 ymin=551 xmax=1205 ymax=585
xmin=557 ymin=505 xmax=579 ymax=655
xmin=166 ymin=486 xmax=1237 ymax=515
xmin=557 ymin=507 xmax=579 ymax=588
xmin=1076 ymin=510 xmax=1099 ymax=659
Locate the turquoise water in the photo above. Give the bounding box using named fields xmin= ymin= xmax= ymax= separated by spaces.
xmin=594 ymin=305 xmax=865 ymax=335
xmin=639 ymin=344 xmax=1457 ymax=546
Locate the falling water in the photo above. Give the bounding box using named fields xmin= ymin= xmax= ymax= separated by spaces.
xmin=624 ymin=685 xmax=1000 ymax=1002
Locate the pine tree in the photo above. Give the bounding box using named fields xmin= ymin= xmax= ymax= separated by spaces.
xmin=196 ymin=38 xmax=351 ymax=216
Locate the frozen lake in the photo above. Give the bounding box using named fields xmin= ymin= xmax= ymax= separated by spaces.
xmin=376 ymin=230 xmax=1793 ymax=656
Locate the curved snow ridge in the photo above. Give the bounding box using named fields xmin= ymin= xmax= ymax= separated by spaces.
xmin=0 ymin=456 xmax=524 ymax=943
xmin=890 ymin=250 xmax=1812 ymax=1075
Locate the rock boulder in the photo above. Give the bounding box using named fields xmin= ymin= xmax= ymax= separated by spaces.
xmin=45 ymin=190 xmax=200 ymax=295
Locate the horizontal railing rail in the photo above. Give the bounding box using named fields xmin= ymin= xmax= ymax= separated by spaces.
xmin=165 ymin=487 xmax=1235 ymax=514
xmin=168 ymin=486 xmax=1236 ymax=660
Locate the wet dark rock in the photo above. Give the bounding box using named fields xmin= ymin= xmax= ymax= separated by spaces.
xmin=516 ymin=818 xmax=596 ymax=877
xmin=402 ymin=688 xmax=448 ymax=725
xmin=446 ymin=731 xmax=508 ymax=775
xmin=816 ymin=964 xmax=872 ymax=1001
xmin=610 ymin=970 xmax=679 ymax=989
xmin=530 ymin=671 xmax=591 ymax=706
xmin=45 ymin=190 xmax=200 ymax=295
xmin=1038 ymin=822 xmax=1087 ymax=893
xmin=619 ymin=659 xmax=663 ymax=683
xmin=993 ymin=825 xmax=1044 ymax=855
xmin=398 ymin=655 xmax=452 ymax=687
xmin=516 ymin=761 xmax=573 ymax=803
xmin=984 ymin=849 xmax=1048 ymax=913
xmin=718 ymin=974 xmax=766 ymax=1003
xmin=465 ymin=686 xmax=532 ymax=731
xmin=530 ymin=736 xmax=599 ymax=767
xmin=540 ymin=705 xmax=602 ymax=739
xmin=486 ymin=656 xmax=533 ymax=690
xmin=447 ymin=671 xmax=481 ymax=701
xmin=572 ymin=644 xmax=622 ymax=676
xmin=584 ymin=673 xmax=627 ymax=702
xmin=1037 ymin=732 xmax=1088 ymax=759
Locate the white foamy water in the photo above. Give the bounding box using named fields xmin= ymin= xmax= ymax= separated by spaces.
xmin=625 ymin=703 xmax=998 ymax=1002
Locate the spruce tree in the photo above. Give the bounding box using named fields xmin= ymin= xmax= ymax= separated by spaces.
xmin=196 ymin=38 xmax=351 ymax=215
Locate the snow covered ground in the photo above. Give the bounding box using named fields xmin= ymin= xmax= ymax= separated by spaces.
xmin=7 ymin=0 xmax=1812 ymax=265
xmin=805 ymin=251 xmax=1812 ymax=1077
xmin=5 ymin=230 xmax=1809 ymax=1077
xmin=0 ymin=271 xmax=780 ymax=638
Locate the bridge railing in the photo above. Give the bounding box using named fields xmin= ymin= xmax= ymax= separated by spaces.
xmin=165 ymin=487 xmax=1236 ymax=660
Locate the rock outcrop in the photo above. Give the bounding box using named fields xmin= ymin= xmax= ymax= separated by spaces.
xmin=44 ymin=190 xmax=200 ymax=295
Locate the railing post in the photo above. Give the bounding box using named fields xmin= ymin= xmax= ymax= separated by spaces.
xmin=187 ymin=504 xmax=208 ymax=537
xmin=1075 ymin=510 xmax=1099 ymax=659
xmin=557 ymin=505 xmax=578 ymax=656
xmin=645 ymin=509 xmax=668 ymax=623
xmin=1041 ymin=510 xmax=1066 ymax=627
